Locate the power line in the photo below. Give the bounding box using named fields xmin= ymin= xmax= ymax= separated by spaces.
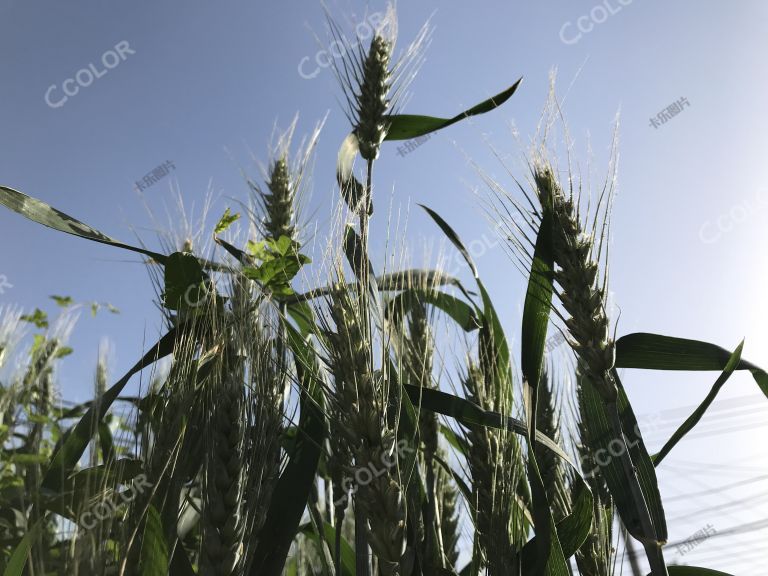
xmin=664 ymin=517 xmax=768 ymax=549
xmin=665 ymin=490 xmax=768 ymax=524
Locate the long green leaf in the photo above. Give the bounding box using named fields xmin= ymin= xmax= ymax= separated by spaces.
xmin=140 ymin=505 xmax=169 ymax=576
xmin=385 ymin=78 xmax=522 ymax=140
xmin=301 ymin=521 xmax=356 ymax=576
xmin=580 ymin=370 xmax=668 ymax=544
xmin=249 ymin=324 xmax=325 ymax=576
xmin=2 ymin=519 xmax=42 ymax=576
xmin=403 ymin=385 xmax=578 ymax=473
xmin=617 ymin=379 xmax=669 ymax=545
xmin=616 ymin=332 xmax=768 ymax=397
xmin=418 ymin=205 xmax=478 ymax=279
xmin=521 ymin=478 xmax=593 ymax=569
xmin=653 ymin=342 xmax=743 ymax=465
xmin=387 ymin=288 xmax=480 ymax=332
xmin=0 ymin=185 xmax=167 ymax=263
xmin=520 ymin=206 xmax=554 ymax=423
xmin=518 ymin=205 xmax=568 ymax=576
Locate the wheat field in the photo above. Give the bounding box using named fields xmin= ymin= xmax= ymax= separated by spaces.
xmin=0 ymin=6 xmax=763 ymax=576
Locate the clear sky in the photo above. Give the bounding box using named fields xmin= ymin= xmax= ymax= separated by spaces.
xmin=2 ymin=0 xmax=767 ymax=572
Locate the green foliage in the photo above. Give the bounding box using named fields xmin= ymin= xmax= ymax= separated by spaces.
xmin=19 ymin=309 xmax=48 ymax=329
xmin=214 ymin=207 xmax=241 ymax=234
xmin=243 ymin=236 xmax=311 ymax=297
xmin=0 ymin=8 xmax=749 ymax=576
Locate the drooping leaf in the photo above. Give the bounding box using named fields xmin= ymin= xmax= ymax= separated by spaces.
xmin=653 ymin=341 xmax=743 ymax=465
xmin=616 ymin=332 xmax=768 ymax=397
xmin=418 ymin=205 xmax=478 ymax=279
xmin=0 ymin=185 xmax=167 ymax=263
xmin=387 ymin=288 xmax=480 ymax=332
xmin=403 ymin=385 xmax=578 ymax=470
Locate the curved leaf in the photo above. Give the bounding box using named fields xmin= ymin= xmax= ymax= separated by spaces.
xmin=387 ymin=288 xmax=480 ymax=332
xmin=653 ymin=341 xmax=743 ymax=466
xmin=385 ymin=78 xmax=522 ymax=140
xmin=616 ymin=332 xmax=768 ymax=397
xmin=2 ymin=519 xmax=42 ymax=576
xmin=0 ymin=185 xmax=167 ymax=263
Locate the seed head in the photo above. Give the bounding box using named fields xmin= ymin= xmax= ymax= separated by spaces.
xmin=535 ymin=164 xmax=618 ymax=402
xmin=355 ymin=34 xmax=393 ymax=161
xmin=263 ymin=156 xmax=295 ymax=241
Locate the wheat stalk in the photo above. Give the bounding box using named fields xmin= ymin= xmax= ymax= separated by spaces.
xmin=325 ymin=286 xmax=406 ymax=575
xmin=463 ymin=363 xmax=522 ymax=574
xmin=531 ymin=162 xmax=667 ymax=574
xmin=200 ymin=368 xmax=246 ymax=576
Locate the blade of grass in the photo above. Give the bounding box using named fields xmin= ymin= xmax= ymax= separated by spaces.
xmin=653 ymin=341 xmax=743 ymax=466
xmin=0 ymin=185 xmax=167 ymax=263
xmin=616 ymin=332 xmax=768 ymax=397
xmin=385 ymin=78 xmax=522 ymax=140
xmin=1 ymin=519 xmax=42 ymax=576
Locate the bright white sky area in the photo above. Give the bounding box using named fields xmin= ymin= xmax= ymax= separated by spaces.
xmin=1 ymin=1 xmax=767 ymax=572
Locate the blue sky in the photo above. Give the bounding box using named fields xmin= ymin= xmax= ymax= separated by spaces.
xmin=2 ymin=0 xmax=767 ymax=571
